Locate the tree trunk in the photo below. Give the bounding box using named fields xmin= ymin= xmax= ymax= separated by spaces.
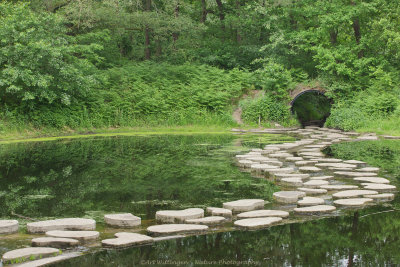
xmin=144 ymin=0 xmax=151 ymax=60
xmin=236 ymin=0 xmax=241 ymax=43
xmin=216 ymin=0 xmax=225 ymax=29
xmin=172 ymin=2 xmax=180 ymax=45
xmin=201 ymin=0 xmax=207 ymax=23
xmin=351 ymin=1 xmax=363 ymax=58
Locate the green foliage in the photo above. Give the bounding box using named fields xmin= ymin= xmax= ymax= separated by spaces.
xmin=291 ymin=92 xmax=331 ymax=124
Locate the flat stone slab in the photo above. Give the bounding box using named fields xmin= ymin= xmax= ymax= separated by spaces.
xmin=298 ymin=152 xmax=324 ymax=157
xmin=366 ymin=193 xmax=395 ymax=201
xmin=238 ymin=160 xmax=254 ymax=167
xmin=286 ymin=157 xmax=304 ymax=161
xmin=147 ymin=224 xmax=208 ymax=236
xmin=281 ymin=178 xmax=303 ymax=187
xmin=295 ymin=161 xmax=318 ymax=166
xmin=362 ymin=183 xmax=396 ymax=192
xmin=334 ymin=171 xmax=377 ymax=177
xmin=0 ymin=220 xmax=19 ymax=234
xmin=102 ymin=232 xmax=153 ymax=248
xmin=314 ymin=158 xmax=342 ymax=163
xmin=234 ymin=217 xmax=282 ymax=230
xmin=343 ymin=160 xmax=366 ymax=164
xmin=269 ymin=153 xmax=293 ymax=158
xmin=298 ymin=188 xmax=328 ymax=195
xmin=353 ymin=177 xmax=390 ymax=184
xmin=27 ymin=218 xmax=96 ymax=233
xmin=267 ymin=167 xmax=295 ymax=174
xmin=2 ymin=247 xmax=60 ymax=264
xmin=332 ymin=190 xmax=378 ymax=199
xmin=356 ymin=167 xmax=380 ymax=172
xmin=294 ymin=205 xmax=336 ymax=214
xmin=223 ymin=199 xmax=264 ymax=212
xmin=273 ymin=191 xmax=306 ymax=204
xmin=156 ymin=208 xmax=204 ymax=223
xmin=32 ymin=237 xmax=79 ymax=248
xmin=104 ymin=213 xmax=141 ymax=228
xmin=237 ymin=210 xmax=289 ymax=219
xmin=46 ymin=230 xmax=99 ymax=242
xmin=303 ymin=180 xmax=329 ymax=188
xmin=309 ymin=176 xmax=334 ymax=180
xmin=185 ymin=216 xmax=226 ymax=226
xmin=299 ymin=166 xmax=322 ymax=172
xmin=334 ymin=198 xmax=373 ymax=207
xmin=275 ymin=173 xmax=310 ymax=179
xmin=16 ymin=253 xmax=80 ymax=267
xmin=316 ymin=163 xmax=357 ymax=168
xmin=297 ymin=197 xmax=325 ymax=206
xmin=206 ymin=207 xmax=232 ymax=218
xmin=320 ymin=185 xmax=359 ymax=190
xmin=250 ymin=164 xmax=279 ymax=171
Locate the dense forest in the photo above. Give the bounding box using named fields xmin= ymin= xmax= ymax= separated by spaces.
xmin=0 ymin=0 xmax=399 ymax=134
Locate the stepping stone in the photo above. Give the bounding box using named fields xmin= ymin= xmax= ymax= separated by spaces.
xmin=298 ymin=188 xmax=328 ymax=195
xmin=366 ymin=193 xmax=395 ymax=201
xmin=334 ymin=198 xmax=373 ymax=207
xmin=102 ymin=232 xmax=153 ymax=248
xmin=0 ymin=220 xmax=19 ymax=234
xmin=353 ymin=177 xmax=390 ymax=184
xmin=316 ymin=163 xmax=357 ymax=168
xmin=185 ymin=216 xmax=226 ymax=226
xmin=299 ymin=152 xmax=324 ymax=157
xmin=238 ymin=160 xmax=254 ymax=168
xmin=356 ymin=167 xmax=380 ymax=172
xmin=303 ymin=180 xmax=329 ymax=188
xmin=295 ymin=161 xmax=318 ymax=166
xmin=275 ymin=173 xmax=310 ymax=180
xmin=267 ymin=167 xmax=295 ymax=175
xmin=147 ymin=224 xmax=208 ymax=236
xmin=46 ymin=230 xmax=99 ymax=242
xmin=273 ymin=191 xmax=306 ymax=204
xmin=314 ymin=158 xmax=342 ymax=163
xmin=32 ymin=237 xmax=79 ymax=248
xmin=153 ymin=235 xmax=185 ymax=242
xmin=250 ymin=164 xmax=279 ymax=172
xmin=334 ymin=171 xmax=377 ymax=177
xmin=332 ymin=190 xmax=378 ymax=199
xmin=223 ymin=199 xmax=264 ymax=212
xmin=156 ymin=208 xmax=204 ymax=223
xmin=294 ymin=205 xmax=336 ymax=214
xmin=343 ymin=160 xmax=366 ymax=164
xmin=297 ymin=197 xmax=325 ymax=206
xmin=206 ymin=207 xmax=232 ymax=218
xmin=27 ymin=218 xmax=96 ymax=233
xmin=305 ymin=145 xmax=326 ymax=148
xmin=362 ymin=183 xmax=396 ymax=192
xmin=246 ymin=156 xmax=274 ymax=162
xmin=269 ymin=153 xmax=293 ymax=158
xmin=17 ymin=253 xmax=80 ymax=267
xmin=328 ymin=167 xmax=354 ymax=171
xmin=2 ymin=247 xmax=60 ymax=264
xmin=320 ymin=184 xmax=359 ymax=190
xmin=104 ymin=213 xmax=141 ymax=228
xmin=309 ymin=176 xmax=334 ymax=180
xmin=281 ymin=178 xmax=303 ymax=187
xmin=286 ymin=157 xmax=304 ymax=162
xmin=357 ymin=135 xmax=378 ymax=140
xmin=299 ymin=166 xmax=322 ymax=172
xmin=234 ymin=217 xmax=282 ymax=230
xmin=236 ymin=210 xmax=289 ymax=219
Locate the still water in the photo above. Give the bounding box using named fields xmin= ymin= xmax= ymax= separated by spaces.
xmin=0 ymin=134 xmax=399 ymax=266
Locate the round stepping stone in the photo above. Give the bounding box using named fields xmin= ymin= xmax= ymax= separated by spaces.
xmin=316 ymin=163 xmax=357 ymax=168
xmin=185 ymin=216 xmax=226 ymax=226
xmin=299 ymin=166 xmax=322 ymax=172
xmin=102 ymin=232 xmax=153 ymax=248
xmin=297 ymin=197 xmax=325 ymax=206
xmin=295 ymin=161 xmax=318 ymax=166
xmin=0 ymin=220 xmax=19 ymax=234
xmin=104 ymin=213 xmax=141 ymax=228
xmin=32 ymin=237 xmax=79 ymax=248
xmin=286 ymin=157 xmax=304 ymax=162
xmin=238 ymin=160 xmax=253 ymax=168
xmin=27 ymin=218 xmax=96 ymax=233
xmin=303 ymin=180 xmax=329 ymax=188
xmin=356 ymin=167 xmax=380 ymax=172
xmin=298 ymin=188 xmax=328 ymax=195
xmin=2 ymin=247 xmax=60 ymax=264
xmin=156 ymin=208 xmax=204 ymax=223
xmin=366 ymin=193 xmax=395 ymax=201
xmin=273 ymin=191 xmax=306 ymax=204
xmin=332 ymin=190 xmax=378 ymax=199
xmin=147 ymin=224 xmax=208 ymax=236
xmin=343 ymin=160 xmax=366 ymax=164
xmin=314 ymin=158 xmax=342 ymax=163
xmin=294 ymin=205 xmax=336 ymax=214
xmin=236 ymin=210 xmax=289 ymax=219
xmin=353 ymin=177 xmax=390 ymax=184
xmin=223 ymin=199 xmax=264 ymax=212
xmin=46 ymin=230 xmax=99 ymax=242
xmin=309 ymin=176 xmax=334 ymax=180
xmin=362 ymin=183 xmax=396 ymax=192
xmin=320 ymin=185 xmax=359 ymax=190
xmin=334 ymin=171 xmax=377 ymax=177
xmin=281 ymin=178 xmax=303 ymax=187
xmin=234 ymin=217 xmax=282 ymax=230
xmin=206 ymin=207 xmax=232 ymax=218
xmin=334 ymin=198 xmax=373 ymax=207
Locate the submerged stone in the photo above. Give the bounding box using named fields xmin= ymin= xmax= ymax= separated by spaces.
xmin=104 ymin=213 xmax=141 ymax=228
xmin=236 ymin=210 xmax=289 ymax=219
xmin=27 ymin=218 xmax=96 ymax=233
xmin=147 ymin=224 xmax=208 ymax=236
xmin=223 ymin=199 xmax=264 ymax=212
xmin=234 ymin=217 xmax=282 ymax=230
xmin=0 ymin=220 xmax=19 ymax=234
xmin=156 ymin=208 xmax=204 ymax=223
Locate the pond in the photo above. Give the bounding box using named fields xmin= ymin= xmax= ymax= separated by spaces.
xmin=0 ymin=133 xmax=399 ymax=266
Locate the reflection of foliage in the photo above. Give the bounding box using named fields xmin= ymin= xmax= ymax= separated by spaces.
xmin=0 ymin=134 xmax=282 ymax=219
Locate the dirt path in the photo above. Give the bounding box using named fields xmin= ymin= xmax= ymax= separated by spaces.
xmin=232 ymin=107 xmax=243 ymax=125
